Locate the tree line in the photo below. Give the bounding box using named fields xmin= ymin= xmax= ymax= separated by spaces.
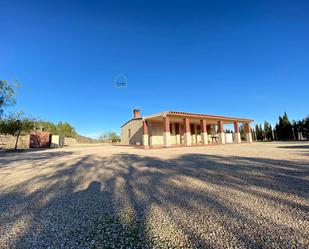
xmin=251 ymin=112 xmax=309 ymax=141
xmin=0 ymin=81 xmax=78 ymax=149
xmin=99 ymin=131 xmax=120 ymax=143
xmin=0 ymin=80 xmax=120 ymax=149
xmin=34 ymin=121 xmax=77 ymax=138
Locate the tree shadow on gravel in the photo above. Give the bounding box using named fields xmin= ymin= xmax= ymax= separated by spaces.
xmin=0 ymin=150 xmax=76 ymax=166
xmin=277 ymin=145 xmax=309 ymax=149
xmin=0 ymin=151 xmax=308 ymax=248
xmin=277 ymin=143 xmax=309 ymax=157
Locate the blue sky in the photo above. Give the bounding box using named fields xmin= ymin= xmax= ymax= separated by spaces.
xmin=1 ymin=0 xmax=308 ymax=137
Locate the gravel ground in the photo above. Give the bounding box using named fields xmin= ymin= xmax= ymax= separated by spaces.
xmin=0 ymin=142 xmax=308 ymax=248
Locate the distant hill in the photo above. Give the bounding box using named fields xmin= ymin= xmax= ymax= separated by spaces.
xmin=75 ymin=135 xmax=99 ymax=143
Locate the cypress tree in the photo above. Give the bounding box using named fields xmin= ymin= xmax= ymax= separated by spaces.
xmin=255 ymin=124 xmax=259 ymax=140
xmin=252 ymin=128 xmax=256 ymax=141
xmin=281 ymin=112 xmax=294 ymax=139
xmin=269 ymin=124 xmax=274 ymax=140
xmin=292 ymin=121 xmax=298 ymax=140
xmin=304 ymin=116 xmax=309 ymax=139
xmin=259 ymin=124 xmax=264 ymax=141
xmin=278 ymin=116 xmax=283 ymax=139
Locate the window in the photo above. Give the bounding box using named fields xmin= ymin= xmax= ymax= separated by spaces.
xmin=128 ymin=129 xmax=131 ymax=138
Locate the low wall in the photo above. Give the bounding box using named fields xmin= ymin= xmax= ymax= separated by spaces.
xmin=0 ymin=134 xmax=30 ymax=149
xmin=64 ymin=137 xmax=78 ymax=146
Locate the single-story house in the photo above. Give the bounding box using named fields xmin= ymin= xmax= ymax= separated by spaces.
xmin=121 ymin=109 xmax=253 ymax=148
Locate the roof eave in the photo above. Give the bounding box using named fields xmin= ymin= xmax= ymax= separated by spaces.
xmin=144 ymin=111 xmax=253 ymax=123
xmin=120 ymin=117 xmax=142 ymax=128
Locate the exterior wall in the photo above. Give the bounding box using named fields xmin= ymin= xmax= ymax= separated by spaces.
xmin=51 ymin=135 xmax=65 ymax=148
xmin=179 ymin=124 xmax=184 ymax=144
xmin=225 ymin=133 xmax=233 ymax=143
xmin=149 ymin=122 xmax=164 ymax=145
xmin=207 ymin=134 xmax=212 ymax=143
xmin=209 ymin=124 xmax=217 ymax=135
xmin=121 ymin=119 xmax=143 ymax=145
xmin=191 ymin=134 xmax=196 ymax=144
xmin=192 ymin=133 xmax=202 ymax=144
xmin=30 ymin=131 xmax=51 ymax=148
xmin=196 ymin=134 xmax=202 ymax=144
xmin=64 ymin=137 xmax=78 ymax=146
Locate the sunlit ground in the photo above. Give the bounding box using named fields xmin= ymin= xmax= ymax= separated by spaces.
xmin=0 ymin=142 xmax=308 ymax=248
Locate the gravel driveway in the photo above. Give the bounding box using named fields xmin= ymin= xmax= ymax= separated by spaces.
xmin=0 ymin=142 xmax=308 ymax=248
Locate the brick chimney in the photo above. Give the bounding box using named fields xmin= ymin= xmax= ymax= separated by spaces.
xmin=133 ymin=109 xmax=140 ymax=119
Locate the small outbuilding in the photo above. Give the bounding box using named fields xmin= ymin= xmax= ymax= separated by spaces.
xmin=50 ymin=135 xmax=65 ymax=148
xmin=30 ymin=131 xmax=51 ymax=148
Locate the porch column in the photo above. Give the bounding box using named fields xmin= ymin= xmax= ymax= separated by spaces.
xmin=183 ymin=118 xmax=191 ymax=146
xmin=218 ymin=120 xmax=226 ymax=144
xmin=244 ymin=123 xmax=253 ymax=143
xmin=201 ymin=120 xmax=208 ymax=145
xmin=142 ymin=120 xmax=149 ymax=147
xmin=163 ymin=116 xmax=171 ymax=147
xmin=233 ymin=122 xmax=241 ymax=143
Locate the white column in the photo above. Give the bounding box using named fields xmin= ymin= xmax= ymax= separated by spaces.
xmin=244 ymin=123 xmax=253 ymax=143
xmin=183 ymin=118 xmax=191 ymax=146
xmin=233 ymin=133 xmax=241 ymax=143
xmin=200 ymin=120 xmax=208 ymax=145
xmin=163 ymin=116 xmax=171 ymax=147
xmin=184 ymin=132 xmax=191 ymax=146
xmin=219 ymin=133 xmax=226 ymax=144
xmin=233 ymin=122 xmax=241 ymax=143
xmin=163 ymin=132 xmax=171 ymax=147
xmin=143 ymin=134 xmax=149 ymax=146
xmin=175 ymin=123 xmax=180 ymax=145
xmin=201 ymin=133 xmax=208 ymax=145
xmin=142 ymin=120 xmax=149 ymax=147
xmin=218 ymin=121 xmax=225 ymax=144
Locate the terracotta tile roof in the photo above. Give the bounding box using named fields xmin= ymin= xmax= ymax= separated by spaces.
xmin=144 ymin=111 xmax=253 ymax=122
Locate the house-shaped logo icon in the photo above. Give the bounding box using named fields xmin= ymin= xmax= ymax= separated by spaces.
xmin=114 ymin=73 xmax=128 ymax=88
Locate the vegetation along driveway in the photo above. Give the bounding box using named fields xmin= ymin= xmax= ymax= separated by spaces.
xmin=0 ymin=142 xmax=308 ymax=248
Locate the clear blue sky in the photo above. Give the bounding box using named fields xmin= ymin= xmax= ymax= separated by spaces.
xmin=1 ymin=0 xmax=308 ymax=137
